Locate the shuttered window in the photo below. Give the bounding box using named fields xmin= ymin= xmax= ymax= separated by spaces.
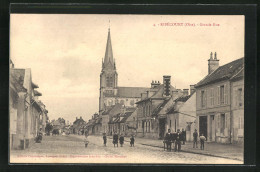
xmin=224 ymin=84 xmax=228 ymax=104
xmin=217 ymin=86 xmax=220 ymax=105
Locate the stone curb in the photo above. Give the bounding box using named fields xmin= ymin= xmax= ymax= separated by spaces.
xmin=106 ymin=136 xmax=242 ymax=162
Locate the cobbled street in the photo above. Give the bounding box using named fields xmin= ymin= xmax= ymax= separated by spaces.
xmin=10 ymin=135 xmax=243 ymax=164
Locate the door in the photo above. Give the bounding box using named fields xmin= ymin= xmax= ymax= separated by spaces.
xmin=199 ymin=116 xmax=207 ymax=139
xmin=159 ymin=118 xmax=166 ymax=139
xmin=210 ymin=115 xmax=216 ymax=141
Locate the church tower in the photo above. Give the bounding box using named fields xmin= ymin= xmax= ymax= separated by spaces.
xmin=99 ymin=28 xmax=118 ymax=112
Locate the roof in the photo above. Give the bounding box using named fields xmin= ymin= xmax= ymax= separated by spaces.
xmin=117 ymin=87 xmax=149 ymax=98
xmin=174 ymin=94 xmax=192 ymax=102
xmin=10 ymin=69 xmax=27 ymax=93
xmin=152 ymin=98 xmax=171 ymax=116
xmin=32 ymin=82 xmax=39 ymax=88
xmin=34 ymin=90 xmax=42 ymax=96
xmin=120 ymin=111 xmax=134 ymax=123
xmin=230 ymin=67 xmax=244 ymax=80
xmin=195 ymin=57 xmax=244 ymax=88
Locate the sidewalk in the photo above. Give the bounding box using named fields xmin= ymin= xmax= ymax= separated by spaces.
xmin=107 ymin=136 xmax=243 ymax=161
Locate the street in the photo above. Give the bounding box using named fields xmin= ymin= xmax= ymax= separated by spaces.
xmin=10 ymin=135 xmax=243 ymax=164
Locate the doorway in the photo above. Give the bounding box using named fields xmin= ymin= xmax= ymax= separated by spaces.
xmin=159 ymin=118 xmax=166 ymax=139
xmin=199 ymin=116 xmax=207 ymax=139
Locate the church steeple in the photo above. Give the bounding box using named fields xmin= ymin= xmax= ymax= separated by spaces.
xmin=103 ymin=28 xmax=114 ymax=69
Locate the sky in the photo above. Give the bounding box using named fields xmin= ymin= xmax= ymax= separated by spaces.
xmin=10 ymin=14 xmax=244 ymax=123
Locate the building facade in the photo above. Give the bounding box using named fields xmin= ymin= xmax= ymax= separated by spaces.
xmin=195 ymin=53 xmax=244 ymax=144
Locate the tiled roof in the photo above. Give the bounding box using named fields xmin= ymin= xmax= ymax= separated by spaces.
xmin=195 ymin=57 xmax=244 ymax=88
xmin=117 ymin=87 xmax=149 ymax=98
xmin=119 ymin=112 xmax=133 ymax=123
xmin=10 ymin=69 xmax=27 ymax=92
xmin=174 ymin=95 xmax=191 ymax=102
xmin=152 ymin=98 xmax=171 ymax=116
xmin=230 ymin=67 xmax=244 ymax=80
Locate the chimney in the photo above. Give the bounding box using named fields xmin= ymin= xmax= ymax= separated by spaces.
xmin=151 ymin=80 xmax=160 ymax=88
xmin=190 ymin=85 xmax=195 ymax=95
xmin=208 ymin=52 xmax=219 ymax=74
xmin=163 ymin=75 xmax=171 ymax=97
xmin=80 ymin=116 xmax=82 ymax=119
xmin=183 ymin=89 xmax=189 ymax=96
xmin=76 ymin=117 xmax=78 ymax=120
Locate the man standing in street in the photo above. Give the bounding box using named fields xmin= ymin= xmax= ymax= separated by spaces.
xmin=174 ymin=129 xmax=181 ymax=152
xmin=181 ymin=129 xmax=186 ymax=145
xmin=103 ymin=133 xmax=107 ymax=147
xmin=113 ymin=132 xmax=118 ymax=147
xmin=200 ymin=133 xmax=206 ymax=150
xmin=193 ymin=129 xmax=198 ymax=148
xmin=119 ymin=134 xmax=124 ymax=147
xmin=164 ymin=129 xmax=172 ymax=151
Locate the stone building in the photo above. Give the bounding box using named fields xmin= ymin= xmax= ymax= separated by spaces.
xmin=99 ymin=28 xmax=149 ymax=113
xmin=10 ymin=67 xmax=48 ymax=149
xmin=136 ymin=75 xmax=184 ymax=139
xmin=195 ymin=52 xmax=244 ymax=144
xmin=166 ymin=90 xmax=196 ymax=142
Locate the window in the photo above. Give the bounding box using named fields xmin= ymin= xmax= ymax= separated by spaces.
xmin=174 ymin=119 xmax=177 ymax=132
xmin=133 ymin=117 xmax=135 ymax=121
xmin=106 ymin=76 xmax=113 ymax=87
xmin=170 ymin=120 xmax=172 ymax=128
xmin=220 ymin=85 xmax=224 ymax=104
xmin=201 ymin=90 xmax=206 ymax=108
xmin=120 ymin=100 xmax=125 ymax=105
xmin=237 ymin=88 xmax=243 ymax=107
xmin=130 ymin=100 xmax=135 ymax=106
xmin=238 ymin=117 xmax=244 ymax=129
xmin=145 ymin=122 xmax=147 ymax=132
xmin=148 ymin=121 xmax=150 ymax=132
xmin=221 ymin=114 xmax=225 ymax=133
xmin=143 ymin=106 xmax=146 ymax=115
xmin=210 ymin=88 xmax=214 ymax=106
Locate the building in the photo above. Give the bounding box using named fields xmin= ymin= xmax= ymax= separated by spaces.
xmin=71 ymin=116 xmax=86 ymax=135
xmin=124 ymin=108 xmax=138 ymax=136
xmin=101 ymin=103 xmax=123 ymax=135
xmin=99 ymin=28 xmax=149 ymax=113
xmin=108 ymin=108 xmax=136 ymax=135
xmin=10 ymin=66 xmax=48 ymax=149
xmin=195 ymin=52 xmax=244 ymax=144
xmin=166 ymin=88 xmax=196 ymax=142
xmin=136 ymin=75 xmax=184 ymax=139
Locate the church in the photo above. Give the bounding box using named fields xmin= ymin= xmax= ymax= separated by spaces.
xmin=99 ymin=28 xmax=149 ymax=113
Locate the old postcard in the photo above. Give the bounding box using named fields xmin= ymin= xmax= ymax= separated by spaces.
xmin=9 ymin=14 xmax=244 ymax=164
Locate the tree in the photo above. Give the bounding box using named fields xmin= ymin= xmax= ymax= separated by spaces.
xmin=45 ymin=123 xmax=53 ymax=136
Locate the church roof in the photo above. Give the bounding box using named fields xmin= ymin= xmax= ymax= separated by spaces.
xmin=103 ymin=28 xmax=114 ymax=69
xmin=117 ymin=87 xmax=149 ymax=98
xmin=195 ymin=57 xmax=244 ymax=88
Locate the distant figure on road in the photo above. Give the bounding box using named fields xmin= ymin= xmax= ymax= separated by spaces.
xmin=200 ymin=133 xmax=206 ymax=150
xmin=103 ymin=133 xmax=107 ymax=147
xmin=119 ymin=134 xmax=124 ymax=147
xmin=35 ymin=128 xmax=43 ymax=143
xmin=174 ymin=129 xmax=181 ymax=152
xmin=84 ymin=133 xmax=89 ymax=148
xmin=130 ymin=135 xmax=135 ymax=147
xmin=181 ymin=129 xmax=186 ymax=145
xmin=193 ymin=129 xmax=198 ymax=148
xmin=113 ymin=132 xmax=118 ymax=147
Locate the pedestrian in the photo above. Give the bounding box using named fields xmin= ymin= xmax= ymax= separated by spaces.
xmin=130 ymin=135 xmax=135 ymax=147
xmin=103 ymin=133 xmax=107 ymax=146
xmin=200 ymin=133 xmax=206 ymax=150
xmin=164 ymin=129 xmax=172 ymax=151
xmin=84 ymin=133 xmax=89 ymax=148
xmin=193 ymin=129 xmax=198 ymax=148
xmin=174 ymin=129 xmax=181 ymax=152
xmin=113 ymin=132 xmax=118 ymax=147
xmin=119 ymin=134 xmax=124 ymax=147
xmin=181 ymin=129 xmax=186 ymax=145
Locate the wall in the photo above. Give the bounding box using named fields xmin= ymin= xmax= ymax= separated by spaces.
xmin=231 ymin=79 xmax=244 ymax=144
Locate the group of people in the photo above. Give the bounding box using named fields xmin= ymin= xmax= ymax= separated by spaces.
xmin=84 ymin=132 xmax=135 ymax=148
xmin=164 ymin=129 xmax=185 ymax=152
xmin=164 ymin=128 xmax=207 ymax=152
xmin=111 ymin=132 xmax=135 ymax=147
xmin=193 ymin=129 xmax=206 ymax=150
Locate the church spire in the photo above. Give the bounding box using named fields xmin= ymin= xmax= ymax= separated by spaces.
xmin=104 ymin=27 xmax=114 ymax=68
